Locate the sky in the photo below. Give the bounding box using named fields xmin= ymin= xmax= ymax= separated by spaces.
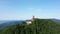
xmin=0 ymin=0 xmax=60 ymax=20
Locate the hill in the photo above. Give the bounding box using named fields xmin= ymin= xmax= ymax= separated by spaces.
xmin=51 ymin=19 xmax=60 ymax=23
xmin=0 ymin=20 xmax=25 ymax=32
xmin=0 ymin=19 xmax=60 ymax=34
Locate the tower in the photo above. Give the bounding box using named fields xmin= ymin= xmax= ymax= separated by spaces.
xmin=26 ymin=16 xmax=35 ymax=25
xmin=32 ymin=16 xmax=35 ymax=21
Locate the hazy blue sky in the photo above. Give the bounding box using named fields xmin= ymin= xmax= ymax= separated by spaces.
xmin=0 ymin=0 xmax=60 ymax=20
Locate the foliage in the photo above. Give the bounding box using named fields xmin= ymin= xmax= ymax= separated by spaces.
xmin=1 ymin=19 xmax=60 ymax=34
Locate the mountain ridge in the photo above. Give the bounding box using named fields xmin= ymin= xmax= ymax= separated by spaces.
xmin=0 ymin=19 xmax=60 ymax=34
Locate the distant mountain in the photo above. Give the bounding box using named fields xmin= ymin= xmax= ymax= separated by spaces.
xmin=1 ymin=19 xmax=60 ymax=34
xmin=51 ymin=19 xmax=60 ymax=23
xmin=0 ymin=20 xmax=25 ymax=32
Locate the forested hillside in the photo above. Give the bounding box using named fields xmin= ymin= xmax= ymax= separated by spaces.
xmin=0 ymin=19 xmax=60 ymax=34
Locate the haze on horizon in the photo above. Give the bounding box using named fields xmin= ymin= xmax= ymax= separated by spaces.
xmin=0 ymin=0 xmax=60 ymax=20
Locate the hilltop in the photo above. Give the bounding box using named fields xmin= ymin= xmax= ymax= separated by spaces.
xmin=0 ymin=19 xmax=60 ymax=34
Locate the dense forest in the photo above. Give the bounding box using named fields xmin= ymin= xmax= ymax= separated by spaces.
xmin=0 ymin=19 xmax=60 ymax=34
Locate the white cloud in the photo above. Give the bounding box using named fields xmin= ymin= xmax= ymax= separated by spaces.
xmin=28 ymin=8 xmax=42 ymax=11
xmin=28 ymin=8 xmax=34 ymax=10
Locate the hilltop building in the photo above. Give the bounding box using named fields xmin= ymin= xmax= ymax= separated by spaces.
xmin=26 ymin=16 xmax=35 ymax=25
